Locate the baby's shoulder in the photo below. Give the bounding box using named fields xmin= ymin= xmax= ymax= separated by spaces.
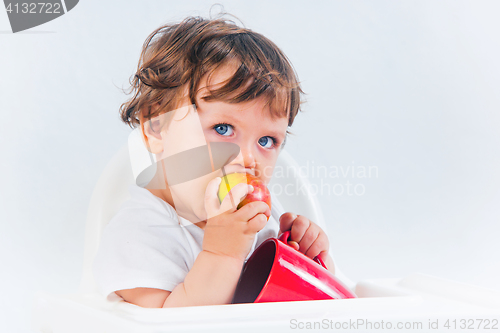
xmin=107 ymin=185 xmax=179 ymax=230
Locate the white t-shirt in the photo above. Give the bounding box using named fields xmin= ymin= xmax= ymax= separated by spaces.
xmin=92 ymin=184 xmax=285 ymax=299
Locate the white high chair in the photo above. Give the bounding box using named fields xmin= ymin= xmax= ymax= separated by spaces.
xmin=32 ymin=142 xmax=500 ymax=333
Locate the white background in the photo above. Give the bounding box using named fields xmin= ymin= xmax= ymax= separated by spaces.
xmin=1 ymin=1 xmax=499 ymax=332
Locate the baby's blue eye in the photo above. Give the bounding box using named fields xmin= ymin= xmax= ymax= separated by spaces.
xmin=214 ymin=123 xmax=234 ymax=136
xmin=258 ymin=136 xmax=275 ymax=149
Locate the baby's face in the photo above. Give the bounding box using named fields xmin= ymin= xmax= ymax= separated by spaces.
xmin=198 ymin=101 xmax=287 ymax=185
xmin=150 ymin=65 xmax=288 ymax=223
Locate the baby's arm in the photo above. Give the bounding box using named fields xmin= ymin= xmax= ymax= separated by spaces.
xmin=116 ymin=178 xmax=270 ymax=308
xmin=162 ymin=250 xmax=245 ymax=307
xmin=116 ymin=251 xmax=245 ymax=307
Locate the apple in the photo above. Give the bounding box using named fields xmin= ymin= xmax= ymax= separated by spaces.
xmin=218 ymin=173 xmax=272 ymax=214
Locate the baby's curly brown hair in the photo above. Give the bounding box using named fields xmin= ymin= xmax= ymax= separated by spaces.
xmin=119 ymin=15 xmax=304 ymax=129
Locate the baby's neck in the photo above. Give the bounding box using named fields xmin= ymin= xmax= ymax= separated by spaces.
xmin=147 ymin=188 xmax=206 ymax=230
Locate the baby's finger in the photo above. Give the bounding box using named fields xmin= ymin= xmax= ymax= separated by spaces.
xmin=234 ymin=200 xmax=270 ymax=223
xmin=246 ymin=213 xmax=268 ymax=234
xmin=279 ymin=212 xmax=297 ymax=233
xmin=305 ymin=232 xmax=329 ymax=260
xmin=289 ymin=215 xmax=310 ymax=244
xmin=317 ymin=250 xmax=329 ymax=265
xmin=287 ymin=240 xmax=300 ymax=251
xmin=296 ymin=224 xmax=320 ymax=255
xmin=219 ymin=183 xmax=252 ymax=214
xmin=204 ymin=177 xmax=222 ymax=218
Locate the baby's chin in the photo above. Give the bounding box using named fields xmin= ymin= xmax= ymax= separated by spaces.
xmin=172 ymin=195 xmax=208 ymax=223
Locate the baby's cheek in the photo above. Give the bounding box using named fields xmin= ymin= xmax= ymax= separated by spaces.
xmin=198 ymin=167 xmax=221 ymax=187
xmin=255 ymin=165 xmax=274 ymax=185
xmin=169 ymin=173 xmax=215 ymax=219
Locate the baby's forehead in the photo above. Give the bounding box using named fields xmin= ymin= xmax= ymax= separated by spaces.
xmin=198 ymin=96 xmax=287 ymax=121
xmin=194 ymin=63 xmax=290 ymax=123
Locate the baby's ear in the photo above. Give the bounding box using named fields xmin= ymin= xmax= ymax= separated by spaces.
xmin=281 ymin=135 xmax=287 ymax=149
xmin=139 ymin=109 xmax=163 ymax=154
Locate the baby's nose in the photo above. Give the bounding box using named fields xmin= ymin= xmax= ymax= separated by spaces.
xmin=227 ymin=148 xmax=256 ymax=170
xmin=239 ymin=148 xmax=256 ymax=169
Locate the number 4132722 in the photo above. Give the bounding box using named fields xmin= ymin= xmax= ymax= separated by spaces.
xmin=444 ymin=319 xmax=498 ymax=330
xmin=5 ymin=2 xmax=62 ymax=14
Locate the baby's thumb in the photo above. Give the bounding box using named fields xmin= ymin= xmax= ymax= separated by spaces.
xmin=219 ymin=183 xmax=253 ymax=214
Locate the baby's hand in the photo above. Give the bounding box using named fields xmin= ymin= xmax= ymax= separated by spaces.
xmin=279 ymin=213 xmax=330 ymax=262
xmin=202 ymin=177 xmax=271 ymax=262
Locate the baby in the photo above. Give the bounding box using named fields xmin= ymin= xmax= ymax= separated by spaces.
xmin=93 ymin=16 xmax=335 ymax=308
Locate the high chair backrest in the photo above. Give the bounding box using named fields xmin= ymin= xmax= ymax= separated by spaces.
xmin=79 ymin=142 xmax=331 ymax=294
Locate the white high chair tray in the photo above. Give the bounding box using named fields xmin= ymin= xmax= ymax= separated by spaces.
xmin=32 ymin=143 xmax=500 ymax=332
xmin=33 ymin=273 xmax=500 ymax=333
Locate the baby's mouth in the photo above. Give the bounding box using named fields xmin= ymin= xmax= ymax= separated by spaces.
xmin=220 ymin=164 xmax=255 ymax=177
